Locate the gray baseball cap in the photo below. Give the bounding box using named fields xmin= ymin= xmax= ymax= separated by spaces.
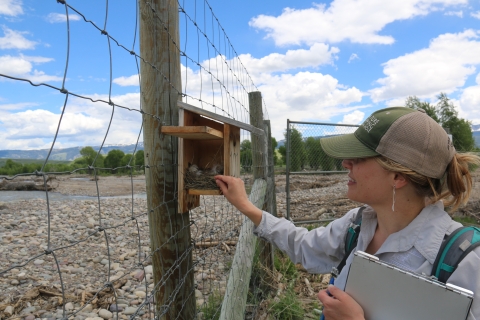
xmin=320 ymin=107 xmax=456 ymax=179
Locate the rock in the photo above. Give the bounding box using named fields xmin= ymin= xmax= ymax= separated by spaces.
xmin=24 ymin=315 xmax=35 ymax=320
xmin=33 ymin=259 xmax=44 ymax=265
xmin=134 ymin=290 xmax=146 ymax=298
xmin=144 ymin=265 xmax=153 ymax=274
xmin=98 ymin=308 xmax=113 ymax=319
xmin=10 ymin=279 xmax=19 ymax=285
xmin=133 ymin=270 xmax=145 ymax=281
xmin=4 ymin=305 xmax=14 ymax=315
xmin=123 ymin=307 xmax=138 ymax=315
xmin=65 ymin=302 xmax=74 ymax=310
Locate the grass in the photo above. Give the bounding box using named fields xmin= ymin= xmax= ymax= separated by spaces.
xmin=269 ymin=288 xmax=305 ymax=320
xmin=453 ymin=215 xmax=479 ymax=226
xmin=0 ymin=158 xmax=70 ymax=166
xmin=199 ymin=291 xmax=223 ymax=320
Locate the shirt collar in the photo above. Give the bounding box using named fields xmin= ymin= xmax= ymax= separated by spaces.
xmin=363 ymin=202 xmax=455 ymax=264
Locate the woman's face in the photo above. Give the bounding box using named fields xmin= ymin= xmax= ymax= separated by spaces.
xmin=342 ymin=157 xmax=394 ymax=207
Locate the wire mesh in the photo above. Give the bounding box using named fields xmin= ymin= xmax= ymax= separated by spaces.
xmin=285 ymin=121 xmax=359 ymax=223
xmin=0 ymin=1 xmax=273 ymax=319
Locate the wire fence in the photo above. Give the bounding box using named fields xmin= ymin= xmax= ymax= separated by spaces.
xmin=0 ymin=1 xmax=274 ymax=319
xmin=285 ymin=120 xmax=360 ymax=223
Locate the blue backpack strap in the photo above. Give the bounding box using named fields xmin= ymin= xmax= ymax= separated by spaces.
xmin=336 ymin=206 xmax=364 ymax=274
xmin=432 ymin=226 xmax=480 ymax=283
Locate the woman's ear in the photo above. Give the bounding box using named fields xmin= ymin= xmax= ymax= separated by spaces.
xmin=393 ymin=173 xmax=408 ymax=188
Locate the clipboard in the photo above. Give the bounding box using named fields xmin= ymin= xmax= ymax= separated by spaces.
xmin=345 ymin=251 xmax=473 ymax=320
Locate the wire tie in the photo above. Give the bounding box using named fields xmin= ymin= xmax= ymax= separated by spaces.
xmin=44 ymin=250 xmax=53 ymax=255
xmin=130 ymin=50 xmax=135 ymax=55
xmin=101 ymin=30 xmax=108 ymax=36
xmin=56 ymin=0 xmax=66 ymax=4
xmin=98 ymin=227 xmax=104 ymax=232
xmin=60 ymin=88 xmax=68 ymax=94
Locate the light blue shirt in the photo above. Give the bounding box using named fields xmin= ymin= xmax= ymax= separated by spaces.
xmin=254 ymin=202 xmax=480 ymax=320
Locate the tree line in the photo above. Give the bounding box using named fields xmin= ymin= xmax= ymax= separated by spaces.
xmin=240 ymin=93 xmax=478 ymax=173
xmin=0 ymin=147 xmax=145 ymax=176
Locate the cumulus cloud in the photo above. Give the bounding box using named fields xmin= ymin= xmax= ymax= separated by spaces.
xmin=0 ymin=55 xmax=62 ymax=82
xmin=0 ymin=93 xmax=143 ymax=150
xmin=113 ymin=75 xmax=140 ymax=86
xmin=341 ymin=110 xmax=365 ymax=124
xmin=0 ymin=0 xmax=23 ymax=17
xmin=459 ymin=73 xmax=480 ymax=124
xmin=234 ymin=43 xmax=339 ymax=73
xmin=0 ymin=26 xmax=36 ymax=50
xmin=471 ymin=11 xmax=480 ymax=19
xmin=249 ymin=0 xmax=467 ymax=46
xmin=370 ymin=30 xmax=480 ymax=102
xmin=46 ymin=13 xmax=81 ymax=23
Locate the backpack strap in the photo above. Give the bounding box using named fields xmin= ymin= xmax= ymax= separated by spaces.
xmin=431 ymin=226 xmax=480 ymax=283
xmin=336 ymin=206 xmax=365 ymax=274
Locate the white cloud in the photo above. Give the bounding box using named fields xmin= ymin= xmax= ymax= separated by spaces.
xmin=180 ymin=52 xmax=364 ymax=140
xmin=249 ymin=0 xmax=467 ymax=46
xmin=46 ymin=13 xmax=81 ymax=23
xmin=458 ymin=73 xmax=480 ymax=124
xmin=0 ymin=0 xmax=23 ymax=16
xmin=113 ymin=75 xmax=139 ymax=86
xmin=444 ymin=10 xmax=463 ymax=17
xmin=370 ymin=30 xmax=480 ymax=102
xmin=471 ymin=11 xmax=480 ymax=19
xmin=0 ymin=26 xmax=36 ymax=49
xmin=348 ymin=53 xmax=359 ymax=63
xmin=0 ymin=102 xmax=38 ymax=110
xmin=0 ymin=93 xmax=143 ymax=150
xmin=0 ymin=55 xmax=62 ymax=82
xmin=234 ymin=43 xmax=339 ymax=73
xmin=341 ymin=110 xmax=364 ymax=124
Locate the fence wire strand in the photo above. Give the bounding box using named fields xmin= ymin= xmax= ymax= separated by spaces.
xmin=0 ymin=1 xmax=274 ymax=319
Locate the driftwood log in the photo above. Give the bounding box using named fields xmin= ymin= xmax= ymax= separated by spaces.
xmin=0 ymin=176 xmax=57 ymax=191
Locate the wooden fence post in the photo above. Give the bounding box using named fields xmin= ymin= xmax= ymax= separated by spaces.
xmin=219 ymin=179 xmax=267 ymax=320
xmin=140 ymin=0 xmax=194 ymax=319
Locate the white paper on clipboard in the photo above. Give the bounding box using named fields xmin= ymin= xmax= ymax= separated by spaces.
xmin=345 ymin=251 xmax=473 ymax=320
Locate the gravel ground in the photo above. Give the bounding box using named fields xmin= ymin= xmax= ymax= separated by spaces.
xmin=1 ymin=170 xmax=479 ymax=319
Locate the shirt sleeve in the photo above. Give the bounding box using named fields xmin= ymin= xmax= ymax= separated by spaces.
xmin=253 ymin=208 xmax=359 ymax=274
xmin=448 ymin=248 xmax=480 ymax=320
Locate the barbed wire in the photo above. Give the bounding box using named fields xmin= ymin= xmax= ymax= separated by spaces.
xmin=0 ymin=0 xmax=272 ymax=319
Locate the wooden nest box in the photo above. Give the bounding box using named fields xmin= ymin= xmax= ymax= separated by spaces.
xmin=161 ymin=101 xmax=263 ymax=213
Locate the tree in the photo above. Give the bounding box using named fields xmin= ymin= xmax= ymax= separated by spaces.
xmin=287 ymin=128 xmax=306 ymax=172
xmin=80 ymin=146 xmax=97 ymax=165
xmin=104 ymin=149 xmax=125 ymax=173
xmin=271 ymin=137 xmax=279 ymax=166
xmin=120 ymin=154 xmax=134 ymax=173
xmin=240 ymin=140 xmax=252 ymax=172
xmin=135 ymin=150 xmax=145 ymax=171
xmin=405 ymin=93 xmax=475 ymax=151
xmin=405 ymin=96 xmax=440 ymax=122
xmin=305 ymin=137 xmax=322 ymax=170
xmin=436 ymin=93 xmax=475 ymax=151
xmin=278 ymin=145 xmax=286 ymax=165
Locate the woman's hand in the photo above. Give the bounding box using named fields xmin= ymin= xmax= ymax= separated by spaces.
xmin=215 ymin=175 xmax=263 ymax=226
xmin=318 ymin=285 xmax=365 ymax=320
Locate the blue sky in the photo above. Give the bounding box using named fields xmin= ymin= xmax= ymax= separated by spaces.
xmin=1 ymin=0 xmax=480 ymax=150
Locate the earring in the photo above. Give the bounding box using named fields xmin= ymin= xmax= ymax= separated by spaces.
xmin=392 ymin=184 xmax=396 ymax=212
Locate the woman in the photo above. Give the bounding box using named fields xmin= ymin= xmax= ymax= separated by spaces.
xmin=215 ymin=107 xmax=480 ymax=320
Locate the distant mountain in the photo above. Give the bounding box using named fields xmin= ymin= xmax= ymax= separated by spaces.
xmin=0 ymin=143 xmax=144 ymax=161
xmin=472 ymin=124 xmax=480 ymax=132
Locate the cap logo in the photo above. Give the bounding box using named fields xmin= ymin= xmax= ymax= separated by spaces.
xmin=362 ymin=115 xmax=379 ymax=133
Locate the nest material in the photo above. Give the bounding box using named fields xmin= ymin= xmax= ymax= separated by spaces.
xmin=184 ymin=164 xmax=223 ymax=190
